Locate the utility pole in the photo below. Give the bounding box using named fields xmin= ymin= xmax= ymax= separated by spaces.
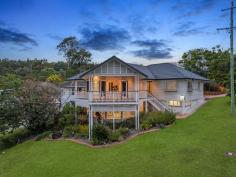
xmin=217 ymin=0 xmax=236 ymax=115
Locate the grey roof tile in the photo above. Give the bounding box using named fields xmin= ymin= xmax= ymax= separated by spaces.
xmin=66 ymin=56 xmax=209 ymax=81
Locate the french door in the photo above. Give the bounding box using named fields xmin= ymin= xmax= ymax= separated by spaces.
xmin=121 ymin=81 xmax=128 ymax=98
xmin=100 ymin=81 xmax=106 ymax=97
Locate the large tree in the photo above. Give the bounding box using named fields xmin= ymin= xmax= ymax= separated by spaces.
xmin=57 ymin=36 xmax=92 ymax=68
xmin=19 ymin=80 xmax=60 ymax=133
xmin=179 ymin=46 xmax=230 ymax=87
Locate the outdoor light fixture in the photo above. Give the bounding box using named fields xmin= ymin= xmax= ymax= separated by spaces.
xmin=180 ymin=95 xmax=185 ymax=101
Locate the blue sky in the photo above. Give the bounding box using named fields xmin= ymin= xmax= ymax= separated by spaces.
xmin=0 ymin=0 xmax=232 ymax=64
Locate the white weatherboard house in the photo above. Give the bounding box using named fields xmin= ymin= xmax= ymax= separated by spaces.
xmin=61 ymin=56 xmax=208 ymax=139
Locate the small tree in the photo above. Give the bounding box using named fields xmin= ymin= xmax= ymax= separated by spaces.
xmin=0 ymin=91 xmax=22 ymax=133
xmin=47 ymin=74 xmax=63 ymax=84
xmin=0 ymin=74 xmax=22 ymax=90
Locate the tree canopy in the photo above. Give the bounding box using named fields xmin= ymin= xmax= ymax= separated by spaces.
xmin=179 ymin=46 xmax=231 ymax=87
xmin=57 ymin=36 xmax=92 ymax=68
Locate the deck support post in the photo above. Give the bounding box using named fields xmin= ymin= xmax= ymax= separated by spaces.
xmin=88 ymin=105 xmax=93 ymax=140
xmin=137 ymin=105 xmax=140 ymax=129
xmin=135 ymin=107 xmax=138 ymax=130
xmin=112 ymin=106 xmax=115 ymax=131
xmin=145 ymin=101 xmax=148 ymax=113
xmin=88 ymin=106 xmax=91 ymax=140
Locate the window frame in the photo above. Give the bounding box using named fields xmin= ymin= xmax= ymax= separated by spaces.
xmin=168 ymin=100 xmax=181 ymax=107
xmin=187 ymin=80 xmax=193 ymax=92
xmin=165 ymin=80 xmax=177 ymax=92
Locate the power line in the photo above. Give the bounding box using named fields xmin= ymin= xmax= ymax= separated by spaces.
xmin=217 ymin=0 xmax=236 ymax=115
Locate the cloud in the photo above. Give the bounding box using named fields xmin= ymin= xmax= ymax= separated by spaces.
xmin=47 ymin=34 xmax=64 ymax=41
xmin=128 ymin=14 xmax=159 ymax=36
xmin=79 ymin=25 xmax=131 ymax=51
xmin=131 ymin=39 xmax=173 ymax=60
xmin=173 ymin=0 xmax=217 ymax=18
xmin=0 ymin=27 xmax=38 ymax=46
xmin=132 ymin=39 xmax=167 ymax=48
xmin=174 ymin=21 xmax=206 ymax=36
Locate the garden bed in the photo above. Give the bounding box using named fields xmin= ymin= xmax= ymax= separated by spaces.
xmin=41 ymin=111 xmax=176 ymax=147
xmin=65 ymin=127 xmax=164 ymax=148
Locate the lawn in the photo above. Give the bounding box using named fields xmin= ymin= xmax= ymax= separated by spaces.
xmin=1 ymin=97 xmax=236 ymax=177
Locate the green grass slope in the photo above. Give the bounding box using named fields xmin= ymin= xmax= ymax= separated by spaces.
xmin=1 ymin=97 xmax=236 ymax=177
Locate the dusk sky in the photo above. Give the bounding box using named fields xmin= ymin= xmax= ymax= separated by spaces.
xmin=0 ymin=0 xmax=232 ymax=65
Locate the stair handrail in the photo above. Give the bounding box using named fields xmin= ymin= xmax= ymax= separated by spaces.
xmin=147 ymin=93 xmax=172 ymax=112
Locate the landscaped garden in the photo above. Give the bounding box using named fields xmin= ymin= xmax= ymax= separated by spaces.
xmin=1 ymin=97 xmax=236 ymax=177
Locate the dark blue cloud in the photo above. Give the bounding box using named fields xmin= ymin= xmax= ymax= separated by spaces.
xmin=173 ymin=0 xmax=217 ymax=18
xmin=132 ymin=39 xmax=168 ymax=48
xmin=80 ymin=25 xmax=130 ymax=51
xmin=174 ymin=21 xmax=206 ymax=36
xmin=47 ymin=34 xmax=64 ymax=41
xmin=131 ymin=39 xmax=173 ymax=60
xmin=0 ymin=27 xmax=38 ymax=46
xmin=128 ymin=14 xmax=159 ymax=36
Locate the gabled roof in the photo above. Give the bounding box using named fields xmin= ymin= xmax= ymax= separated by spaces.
xmin=80 ymin=56 xmax=147 ymax=77
xmin=67 ymin=56 xmax=208 ymax=81
xmin=147 ymin=63 xmax=208 ymax=81
xmin=67 ymin=71 xmax=87 ymax=80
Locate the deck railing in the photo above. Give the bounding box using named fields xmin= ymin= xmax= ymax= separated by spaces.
xmin=75 ymin=91 xmax=140 ymax=102
xmin=75 ymin=90 xmax=149 ymax=102
xmin=91 ymin=91 xmax=137 ymax=102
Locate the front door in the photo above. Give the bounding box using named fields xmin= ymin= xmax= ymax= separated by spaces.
xmin=147 ymin=81 xmax=152 ymax=93
xmin=121 ymin=81 xmax=128 ymax=98
xmin=100 ymin=81 xmax=106 ymax=97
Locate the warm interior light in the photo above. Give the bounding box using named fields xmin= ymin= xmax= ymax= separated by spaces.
xmin=169 ymin=100 xmax=181 ymax=107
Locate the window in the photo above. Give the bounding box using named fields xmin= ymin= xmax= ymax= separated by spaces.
xmin=86 ymin=81 xmax=89 ymax=91
xmin=187 ymin=80 xmax=193 ymax=92
xmin=71 ymin=88 xmax=75 ymax=95
xmin=168 ymin=100 xmax=181 ymax=107
xmin=106 ymin=112 xmax=121 ymax=119
xmin=165 ymin=80 xmax=177 ymax=91
xmin=198 ymin=81 xmax=201 ymax=90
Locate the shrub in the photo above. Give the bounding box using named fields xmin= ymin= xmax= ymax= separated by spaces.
xmin=140 ymin=111 xmax=176 ymax=130
xmin=78 ymin=125 xmax=88 ymax=138
xmin=109 ymin=131 xmax=120 ymax=142
xmin=92 ymin=124 xmax=111 ymax=145
xmin=141 ymin=121 xmax=152 ymax=130
xmin=117 ymin=127 xmax=129 ymax=137
xmin=35 ymin=131 xmax=52 ymax=141
xmin=0 ymin=128 xmax=31 ymax=151
xmin=63 ymin=126 xmax=73 ymax=138
xmin=162 ymin=111 xmax=176 ymax=125
xmin=62 ymin=103 xmax=74 ymax=114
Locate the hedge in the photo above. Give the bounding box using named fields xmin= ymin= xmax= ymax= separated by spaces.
xmin=140 ymin=111 xmax=176 ymax=130
xmin=0 ymin=128 xmax=31 ymax=151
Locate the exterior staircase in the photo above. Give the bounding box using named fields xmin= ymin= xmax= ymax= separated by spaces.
xmin=147 ymin=93 xmax=172 ymax=112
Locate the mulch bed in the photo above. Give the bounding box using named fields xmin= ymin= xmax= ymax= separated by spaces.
xmin=45 ymin=127 xmax=165 ymax=148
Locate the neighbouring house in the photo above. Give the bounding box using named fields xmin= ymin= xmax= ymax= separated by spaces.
xmin=61 ymin=56 xmax=208 ymax=139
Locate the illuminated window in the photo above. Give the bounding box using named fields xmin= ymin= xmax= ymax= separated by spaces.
xmin=165 ymin=80 xmax=177 ymax=91
xmin=168 ymin=100 xmax=181 ymax=107
xmin=106 ymin=112 xmax=121 ymax=119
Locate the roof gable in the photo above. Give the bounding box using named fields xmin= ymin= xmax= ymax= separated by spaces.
xmin=79 ymin=56 xmax=147 ymax=77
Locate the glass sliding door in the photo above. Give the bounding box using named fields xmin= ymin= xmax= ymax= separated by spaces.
xmin=121 ymin=80 xmax=128 ymax=98
xmin=100 ymin=81 xmax=106 ymax=97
